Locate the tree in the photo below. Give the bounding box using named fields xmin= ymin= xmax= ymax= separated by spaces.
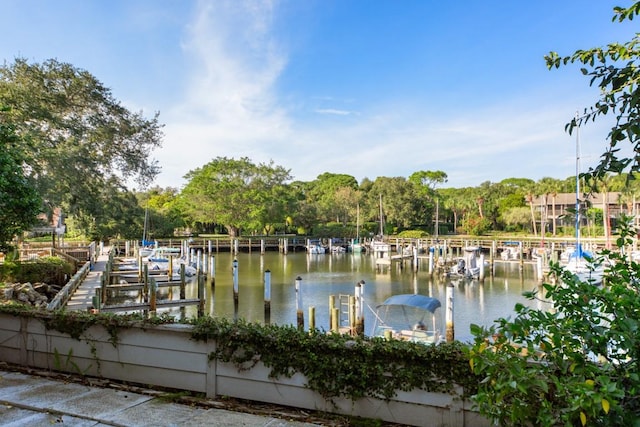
xmin=305 ymin=173 xmax=359 ymax=223
xmin=469 ymin=219 xmax=640 ymax=425
xmin=180 ymin=157 xmax=292 ymax=237
xmin=0 ymin=58 xmax=163 ymax=237
xmin=409 ymin=170 xmax=448 ymax=234
xmin=0 ymin=109 xmax=41 ymax=250
xmin=367 ymin=177 xmax=423 ymax=232
xmin=469 ymin=4 xmax=640 ymax=425
xmin=546 ymin=3 xmax=640 ymax=180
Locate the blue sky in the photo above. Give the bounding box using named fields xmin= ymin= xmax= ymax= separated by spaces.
xmin=2 ymin=1 xmax=637 ymax=189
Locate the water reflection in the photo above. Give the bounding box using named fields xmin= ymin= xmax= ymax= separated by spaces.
xmin=148 ymin=252 xmax=551 ymax=343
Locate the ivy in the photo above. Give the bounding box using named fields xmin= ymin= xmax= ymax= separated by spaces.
xmin=0 ymin=304 xmax=479 ymax=403
xmin=189 ymin=316 xmax=479 ymax=401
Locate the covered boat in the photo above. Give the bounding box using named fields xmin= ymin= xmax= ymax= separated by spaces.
xmin=371 ymin=294 xmax=442 ymax=344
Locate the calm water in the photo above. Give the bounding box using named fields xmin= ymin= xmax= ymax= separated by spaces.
xmin=156 ymin=252 xmax=548 ymax=343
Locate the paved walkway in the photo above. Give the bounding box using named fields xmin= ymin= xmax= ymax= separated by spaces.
xmin=0 ymin=367 xmax=324 ymax=426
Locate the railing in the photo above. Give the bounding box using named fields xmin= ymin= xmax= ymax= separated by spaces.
xmin=46 ymin=261 xmax=91 ymax=310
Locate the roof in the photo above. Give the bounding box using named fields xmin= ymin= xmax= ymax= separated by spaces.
xmin=377 ymin=294 xmax=441 ymax=313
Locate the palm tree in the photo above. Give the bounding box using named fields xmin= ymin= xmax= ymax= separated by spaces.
xmin=525 ymin=188 xmax=538 ymax=236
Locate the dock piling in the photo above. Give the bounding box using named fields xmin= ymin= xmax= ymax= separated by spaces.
xmin=295 ymin=276 xmax=303 ymax=330
xmin=446 ymin=283 xmax=454 ymax=342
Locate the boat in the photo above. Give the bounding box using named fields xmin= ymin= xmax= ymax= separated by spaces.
xmin=350 ymin=203 xmax=365 ymax=253
xmin=371 ymin=294 xmax=443 ymax=344
xmin=147 ymin=247 xmax=197 ymax=277
xmin=447 ymin=246 xmax=486 ymax=279
xmin=307 ymin=242 xmax=326 ymax=254
xmin=562 ymin=114 xmax=605 ymax=285
xmin=138 ymin=207 xmax=155 ymax=257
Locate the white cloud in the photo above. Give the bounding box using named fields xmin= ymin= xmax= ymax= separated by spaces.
xmin=314 ymin=108 xmax=354 ymax=116
xmin=149 ymin=0 xmax=619 ymax=191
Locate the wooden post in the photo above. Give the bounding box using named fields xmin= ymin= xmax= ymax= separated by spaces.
xmin=210 ymin=255 xmax=216 ymax=286
xmin=349 ymin=295 xmax=356 ymax=334
xmin=355 ymin=281 xmax=365 ymax=336
xmin=331 ymin=307 xmax=340 ymax=333
xmin=536 ymin=256 xmax=544 ymax=282
xmin=329 ymin=294 xmax=335 ymax=330
xmin=446 ymin=283 xmax=454 ymax=342
xmin=143 ymin=264 xmax=149 ymax=303
xmin=180 ymin=264 xmax=186 ymax=299
xmin=295 ymin=276 xmax=304 ymax=330
xmin=264 ymin=269 xmax=271 ymax=312
xmin=168 ymin=255 xmax=173 ymax=278
xmin=232 ymin=258 xmax=239 ymax=302
xmin=428 ymin=250 xmax=434 ymax=275
xmin=479 ymin=254 xmax=485 ymax=281
xmin=149 ymin=278 xmax=157 ymax=312
xmin=284 ymin=238 xmax=288 ymax=254
xmin=490 ymin=240 xmax=496 ymax=275
xmin=261 ymin=239 xmax=265 ymax=255
xmin=197 ymin=272 xmax=205 ymax=317
xmin=519 ymin=242 xmax=524 ymax=271
xmin=308 ymin=306 xmax=315 ymax=331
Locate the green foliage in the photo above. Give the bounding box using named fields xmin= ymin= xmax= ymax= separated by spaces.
xmin=397 ymin=229 xmax=429 ymax=238
xmin=53 ymin=347 xmax=91 ymax=375
xmin=460 ymin=215 xmax=491 ymax=236
xmin=468 ymin=217 xmax=640 ymax=426
xmin=0 ymin=108 xmax=41 ymax=251
xmin=181 ymin=157 xmax=293 ymax=237
xmin=189 ymin=316 xmax=478 ymax=402
xmin=546 ymin=2 xmax=640 ymax=180
xmin=0 ymin=58 xmax=162 ymax=238
xmin=0 ymin=257 xmax=73 ymax=286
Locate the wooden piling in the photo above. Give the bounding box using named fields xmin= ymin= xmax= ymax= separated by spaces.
xmin=308 ymin=306 xmax=315 ymax=331
xmin=264 ymin=269 xmax=271 ymax=312
xmin=331 ymin=307 xmax=339 ymax=333
xmin=446 ymin=283 xmax=454 ymax=342
xmin=295 ymin=276 xmax=303 ymax=330
xmin=210 ymin=255 xmax=216 ymax=286
xmin=355 ymin=281 xmax=364 ymax=336
xmin=149 ymin=278 xmax=157 ymax=312
xmin=232 ymin=258 xmax=239 ymax=303
xmin=329 ymin=295 xmax=335 ymax=330
xmin=180 ymin=264 xmax=186 ymax=299
xmin=349 ymin=295 xmax=356 ymax=334
xmin=197 ymin=273 xmax=205 ymax=317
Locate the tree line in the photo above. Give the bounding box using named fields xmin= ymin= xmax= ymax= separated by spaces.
xmin=1 ymin=58 xmax=638 ymax=248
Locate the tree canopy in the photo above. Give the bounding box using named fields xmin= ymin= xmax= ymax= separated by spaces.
xmin=0 ymin=58 xmax=163 ymax=236
xmin=0 ymin=109 xmax=41 ymax=250
xmin=546 ymin=3 xmax=640 ymax=180
xmin=180 ymin=157 xmax=293 ymax=236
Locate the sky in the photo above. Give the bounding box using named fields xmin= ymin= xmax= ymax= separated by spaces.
xmin=2 ymin=0 xmax=638 ymax=189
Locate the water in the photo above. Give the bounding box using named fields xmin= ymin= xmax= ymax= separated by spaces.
xmin=157 ymin=252 xmax=548 ymax=343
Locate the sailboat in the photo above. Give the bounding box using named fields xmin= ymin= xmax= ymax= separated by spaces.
xmin=139 ymin=207 xmax=155 ymax=258
xmin=564 ymin=114 xmax=604 ymax=285
xmin=370 ymin=194 xmax=391 ymax=263
xmin=351 ymin=203 xmax=364 ymax=253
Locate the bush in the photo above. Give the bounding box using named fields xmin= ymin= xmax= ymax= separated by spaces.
xmin=0 ymin=257 xmax=74 ymax=286
xmin=397 ymin=229 xmax=430 ymax=238
xmin=468 ymin=217 xmax=640 ymax=426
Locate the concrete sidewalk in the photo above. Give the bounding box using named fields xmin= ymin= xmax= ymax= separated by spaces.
xmin=0 ymin=368 xmax=324 ymax=426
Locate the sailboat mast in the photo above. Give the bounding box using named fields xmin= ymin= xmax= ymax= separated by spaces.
xmin=575 ymin=112 xmax=581 ymax=253
xmin=379 ymin=194 xmax=384 ymax=236
xmin=143 ymin=207 xmax=149 ymax=244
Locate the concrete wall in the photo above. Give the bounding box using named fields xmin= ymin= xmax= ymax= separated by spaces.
xmin=0 ymin=313 xmax=488 ymax=427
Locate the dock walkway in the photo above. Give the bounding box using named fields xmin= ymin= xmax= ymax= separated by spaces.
xmin=65 ymin=248 xmax=110 ymax=311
